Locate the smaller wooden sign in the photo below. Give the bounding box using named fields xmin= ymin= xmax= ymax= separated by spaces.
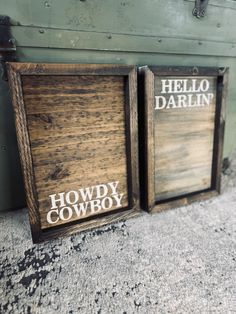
xmin=139 ymin=66 xmax=228 ymax=212
xmin=7 ymin=63 xmax=140 ymax=243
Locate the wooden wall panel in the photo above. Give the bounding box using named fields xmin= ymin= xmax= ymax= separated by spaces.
xmin=7 ymin=63 xmax=140 ymax=242
xmin=154 ymin=76 xmax=216 ymax=201
xmin=141 ymin=66 xmax=228 ymax=212
xmin=23 ymin=75 xmax=129 ymax=228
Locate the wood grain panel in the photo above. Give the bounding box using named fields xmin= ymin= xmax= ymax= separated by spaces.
xmin=154 ymin=76 xmax=217 ymax=201
xmin=21 ymin=74 xmax=129 ymax=229
xmin=7 ymin=63 xmax=139 ymax=243
xmin=31 ymin=139 xmax=126 ymax=166
xmin=34 ymin=158 xmax=127 ymax=188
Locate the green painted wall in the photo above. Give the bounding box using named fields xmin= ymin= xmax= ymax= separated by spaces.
xmin=0 ymin=0 xmax=236 ymax=210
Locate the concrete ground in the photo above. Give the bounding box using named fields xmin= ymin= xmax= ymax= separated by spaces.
xmin=0 ymin=151 xmax=236 ymax=314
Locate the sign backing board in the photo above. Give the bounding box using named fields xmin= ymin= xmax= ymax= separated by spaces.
xmin=7 ymin=63 xmax=140 ymax=243
xmin=140 ymin=66 xmax=228 ymax=212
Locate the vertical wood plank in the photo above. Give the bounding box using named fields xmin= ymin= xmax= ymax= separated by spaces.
xmin=7 ymin=64 xmax=41 ymax=242
xmin=212 ymin=68 xmax=229 ymax=193
xmin=144 ymin=68 xmax=155 ymax=210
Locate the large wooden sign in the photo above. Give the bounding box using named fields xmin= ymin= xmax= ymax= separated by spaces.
xmin=7 ymin=63 xmax=140 ymax=242
xmin=140 ymin=66 xmax=228 ymax=212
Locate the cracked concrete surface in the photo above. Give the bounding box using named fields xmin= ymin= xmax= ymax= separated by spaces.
xmin=0 ymin=151 xmax=236 ymax=314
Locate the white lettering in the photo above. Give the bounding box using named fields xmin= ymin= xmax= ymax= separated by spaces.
xmin=65 ymin=190 xmax=79 ymax=205
xmin=59 ymin=207 xmax=73 ymax=221
xmin=49 ymin=193 xmax=65 ymax=209
xmin=176 ymin=94 xmax=187 ymax=108
xmin=47 ymin=209 xmax=59 ymax=224
xmin=161 ymin=79 xmax=173 ymax=94
xmin=155 ymin=96 xmax=166 ymax=110
xmin=101 ymin=197 xmax=113 ymax=210
xmin=202 ymin=93 xmax=214 ymax=106
xmin=79 ymin=186 xmax=94 ymax=202
xmin=96 ymin=184 xmax=108 ymax=198
xmin=47 ymin=181 xmax=124 ymax=224
xmin=200 ymin=79 xmax=209 ymax=92
xmin=90 ymin=199 xmax=102 ymax=214
xmin=72 ymin=203 xmax=89 ymax=217
xmin=166 ymin=95 xmax=177 ymax=109
xmin=113 ymin=194 xmax=124 ymax=207
xmin=173 ymin=80 xmax=183 ymax=93
xmin=108 ymin=181 xmax=119 ymax=195
xmin=191 ymin=79 xmax=200 ymax=93
xmin=156 ymin=78 xmax=212 ymax=110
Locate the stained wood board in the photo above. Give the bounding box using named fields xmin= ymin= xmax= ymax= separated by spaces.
xmin=7 ymin=63 xmax=140 ymax=242
xmin=154 ymin=76 xmax=216 ymax=201
xmin=141 ymin=66 xmax=228 ymax=212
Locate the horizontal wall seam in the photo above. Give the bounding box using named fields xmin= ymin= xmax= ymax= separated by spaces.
xmin=10 ymin=25 xmax=236 ymax=45
xmin=11 ymin=26 xmax=236 ymax=58
xmin=184 ymin=0 xmax=236 ymax=11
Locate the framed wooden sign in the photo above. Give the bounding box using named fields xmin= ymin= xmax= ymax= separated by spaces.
xmin=7 ymin=63 xmax=140 ymax=243
xmin=140 ymin=66 xmax=228 ymax=212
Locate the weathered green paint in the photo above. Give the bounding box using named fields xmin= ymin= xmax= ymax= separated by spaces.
xmin=1 ymin=0 xmax=236 ymax=43
xmin=9 ymin=26 xmax=236 ymax=58
xmin=0 ymin=0 xmax=236 ymax=210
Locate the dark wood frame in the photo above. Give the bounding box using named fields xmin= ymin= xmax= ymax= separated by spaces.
xmin=7 ymin=63 xmax=140 ymax=243
xmin=139 ymin=65 xmax=229 ymax=213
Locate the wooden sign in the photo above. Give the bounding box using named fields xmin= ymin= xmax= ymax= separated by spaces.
xmin=140 ymin=66 xmax=228 ymax=212
xmin=7 ymin=63 xmax=140 ymax=243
